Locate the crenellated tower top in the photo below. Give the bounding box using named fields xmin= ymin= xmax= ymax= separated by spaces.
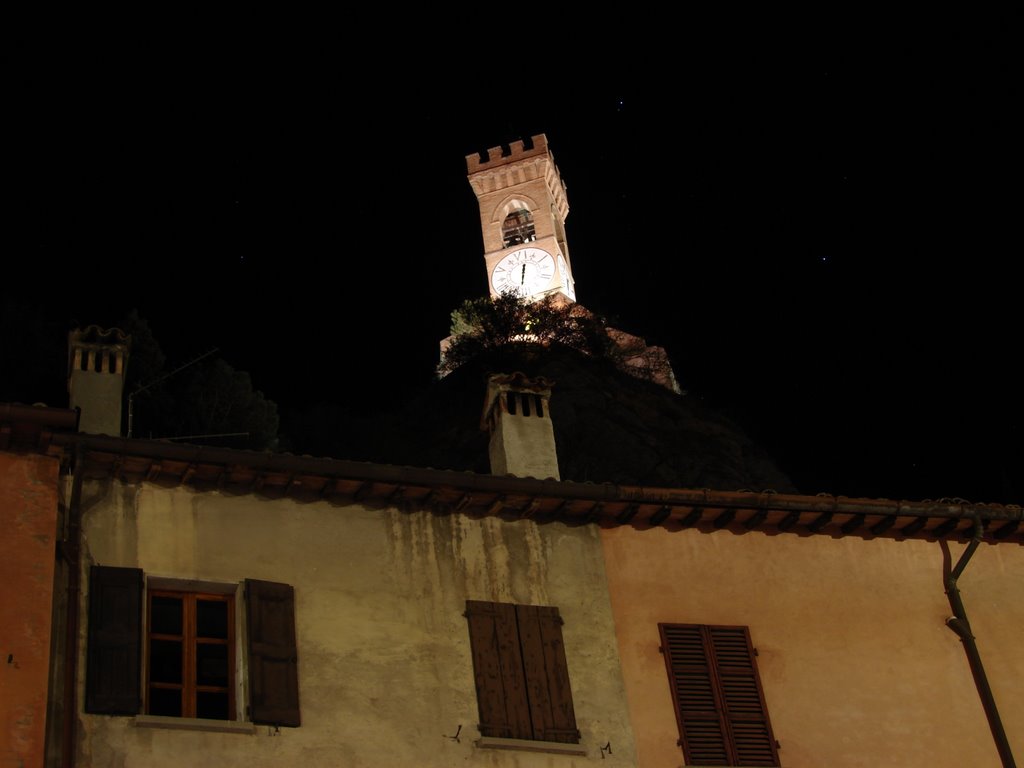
xmin=465 ymin=134 xmax=569 ymax=222
xmin=466 ymin=134 xmax=550 ymax=173
xmin=466 ymin=134 xmax=575 ymax=303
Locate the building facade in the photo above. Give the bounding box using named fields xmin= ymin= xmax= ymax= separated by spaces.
xmin=52 ymin=434 xmax=640 ymax=768
xmin=6 ymin=422 xmax=1020 ymax=767
xmin=601 ymin=504 xmax=1024 ymax=767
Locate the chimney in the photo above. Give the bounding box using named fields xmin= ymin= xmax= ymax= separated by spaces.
xmin=67 ymin=326 xmax=130 ymax=436
xmin=481 ymin=372 xmax=559 ymax=480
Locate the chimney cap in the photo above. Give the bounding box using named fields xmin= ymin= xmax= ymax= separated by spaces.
xmin=67 ymin=325 xmax=130 ymax=365
xmin=68 ymin=325 xmax=130 ymax=345
xmin=481 ymin=372 xmax=555 ymax=430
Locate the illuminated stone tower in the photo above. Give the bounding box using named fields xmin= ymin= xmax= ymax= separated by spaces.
xmin=466 ymin=134 xmax=576 ymax=303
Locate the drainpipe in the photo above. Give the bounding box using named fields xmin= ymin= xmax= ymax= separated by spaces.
xmin=61 ymin=443 xmax=85 ymax=768
xmin=944 ymin=515 xmax=1016 ymax=768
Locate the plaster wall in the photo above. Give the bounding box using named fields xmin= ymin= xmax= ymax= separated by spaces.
xmin=0 ymin=452 xmax=60 ymax=768
xmin=490 ymin=410 xmax=560 ymax=480
xmin=600 ymin=525 xmax=1024 ymax=768
xmin=74 ymin=481 xmax=638 ymax=767
xmin=68 ymin=370 xmax=123 ymax=436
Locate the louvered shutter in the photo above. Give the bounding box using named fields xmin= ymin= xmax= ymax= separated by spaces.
xmin=85 ymin=565 xmax=143 ymax=714
xmin=245 ymin=579 xmax=300 ymax=727
xmin=661 ymin=623 xmax=730 ymax=764
xmin=516 ymin=605 xmax=580 ymax=743
xmin=465 ymin=600 xmax=532 ymax=739
xmin=660 ymin=623 xmax=779 ymax=767
xmin=709 ymin=626 xmax=778 ymax=765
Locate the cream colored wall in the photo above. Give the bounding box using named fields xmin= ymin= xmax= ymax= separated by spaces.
xmin=600 ymin=525 xmax=1024 ymax=768
xmin=75 ymin=481 xmax=638 ymax=767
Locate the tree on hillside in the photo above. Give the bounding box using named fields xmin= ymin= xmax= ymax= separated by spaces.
xmin=440 ymin=292 xmax=613 ymax=374
xmin=136 ymin=358 xmax=279 ymax=449
xmin=439 ymin=292 xmax=677 ymax=390
xmin=119 ymin=311 xmax=279 ymax=450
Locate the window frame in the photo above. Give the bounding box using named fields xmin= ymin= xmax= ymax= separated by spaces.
xmin=659 ymin=623 xmax=780 ymax=767
xmin=145 ymin=587 xmax=236 ymax=721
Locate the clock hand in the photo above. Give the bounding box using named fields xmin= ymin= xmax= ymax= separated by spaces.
xmin=521 ymin=264 xmax=526 ymax=285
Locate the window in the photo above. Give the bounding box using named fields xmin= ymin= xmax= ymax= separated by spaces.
xmin=464 ymin=600 xmax=579 ymax=744
xmin=147 ymin=589 xmax=234 ymax=719
xmin=659 ymin=623 xmax=779 ymax=767
xmin=501 ymin=209 xmax=536 ymax=247
xmin=85 ymin=566 xmax=300 ymax=727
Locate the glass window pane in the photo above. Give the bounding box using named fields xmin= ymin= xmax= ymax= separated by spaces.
xmin=196 ymin=642 xmax=229 ymax=687
xmin=196 ymin=691 xmax=230 ymax=721
xmin=151 ymin=596 xmax=182 ymax=635
xmin=150 ymin=639 xmax=182 ymax=683
xmin=149 ymin=687 xmax=182 ymax=716
xmin=196 ymin=599 xmax=228 ymax=639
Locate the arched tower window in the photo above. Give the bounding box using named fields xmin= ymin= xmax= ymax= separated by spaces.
xmin=502 ymin=209 xmax=536 ymax=248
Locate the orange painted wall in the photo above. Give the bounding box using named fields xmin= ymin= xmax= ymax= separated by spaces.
xmin=0 ymin=452 xmax=59 ymax=768
xmin=601 ymin=525 xmax=1024 ymax=768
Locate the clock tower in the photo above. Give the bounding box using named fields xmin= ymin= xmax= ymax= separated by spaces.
xmin=466 ymin=134 xmax=576 ymax=303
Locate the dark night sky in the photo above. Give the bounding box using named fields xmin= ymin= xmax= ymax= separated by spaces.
xmin=4 ymin=43 xmax=1019 ymax=505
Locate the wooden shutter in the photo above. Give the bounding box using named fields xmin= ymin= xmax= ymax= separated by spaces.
xmin=516 ymin=605 xmax=579 ymax=743
xmin=85 ymin=565 xmax=143 ymax=714
xmin=465 ymin=601 xmax=579 ymax=744
xmin=660 ymin=623 xmax=779 ymax=767
xmin=465 ymin=600 xmax=532 ymax=739
xmin=245 ymin=579 xmax=300 ymax=727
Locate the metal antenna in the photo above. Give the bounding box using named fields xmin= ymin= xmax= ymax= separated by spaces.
xmin=127 ymin=347 xmax=219 ymax=438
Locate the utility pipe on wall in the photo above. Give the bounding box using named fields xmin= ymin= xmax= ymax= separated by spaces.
xmin=60 ymin=444 xmax=85 ymax=768
xmin=945 ymin=516 xmax=1016 ymax=768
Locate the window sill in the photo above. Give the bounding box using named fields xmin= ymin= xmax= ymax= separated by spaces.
xmin=475 ymin=736 xmax=587 ymax=756
xmin=134 ymin=715 xmax=256 ymax=735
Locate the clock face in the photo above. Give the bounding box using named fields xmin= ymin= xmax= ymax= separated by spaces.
xmin=491 ymin=247 xmax=556 ymax=297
